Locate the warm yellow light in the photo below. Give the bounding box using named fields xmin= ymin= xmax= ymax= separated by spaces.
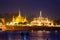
xmin=11 ymin=10 xmax=28 ymax=25
xmin=30 ymin=11 xmax=54 ymax=26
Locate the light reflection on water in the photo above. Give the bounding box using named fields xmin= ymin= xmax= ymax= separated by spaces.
xmin=0 ymin=30 xmax=60 ymax=40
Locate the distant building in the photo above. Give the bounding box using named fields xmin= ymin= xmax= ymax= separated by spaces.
xmin=30 ymin=11 xmax=54 ymax=26
xmin=8 ymin=10 xmax=28 ymax=25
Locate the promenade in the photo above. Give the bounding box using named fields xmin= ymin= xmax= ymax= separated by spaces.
xmin=2 ymin=25 xmax=60 ymax=31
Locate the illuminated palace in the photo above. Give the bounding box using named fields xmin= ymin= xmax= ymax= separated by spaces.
xmin=10 ymin=10 xmax=27 ymax=25
xmin=30 ymin=11 xmax=54 ymax=26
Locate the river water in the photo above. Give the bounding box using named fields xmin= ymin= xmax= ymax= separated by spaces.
xmin=0 ymin=30 xmax=60 ymax=40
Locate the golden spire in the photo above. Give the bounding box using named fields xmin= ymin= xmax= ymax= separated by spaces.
xmin=15 ymin=10 xmax=22 ymax=22
xmin=11 ymin=10 xmax=28 ymax=23
xmin=24 ymin=16 xmax=27 ymax=22
xmin=18 ymin=10 xmax=21 ymax=17
xmin=12 ymin=16 xmax=15 ymax=22
xmin=1 ymin=18 xmax=5 ymax=24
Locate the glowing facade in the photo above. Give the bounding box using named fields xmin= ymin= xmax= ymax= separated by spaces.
xmin=30 ymin=11 xmax=54 ymax=26
xmin=12 ymin=10 xmax=27 ymax=24
xmin=0 ymin=18 xmax=5 ymax=24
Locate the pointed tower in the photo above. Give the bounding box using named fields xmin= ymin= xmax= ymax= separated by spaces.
xmin=15 ymin=10 xmax=22 ymax=22
xmin=40 ymin=11 xmax=42 ymax=17
xmin=18 ymin=10 xmax=21 ymax=17
xmin=23 ymin=16 xmax=27 ymax=22
xmin=12 ymin=10 xmax=28 ymax=23
xmin=12 ymin=16 xmax=15 ymax=22
xmin=1 ymin=18 xmax=5 ymax=24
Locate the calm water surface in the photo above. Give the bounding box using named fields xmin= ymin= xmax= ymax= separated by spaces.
xmin=0 ymin=30 xmax=60 ymax=40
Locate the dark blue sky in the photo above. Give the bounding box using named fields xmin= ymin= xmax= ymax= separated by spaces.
xmin=0 ymin=0 xmax=60 ymax=20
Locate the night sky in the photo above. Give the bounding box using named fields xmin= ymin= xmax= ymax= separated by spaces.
xmin=0 ymin=0 xmax=60 ymax=20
